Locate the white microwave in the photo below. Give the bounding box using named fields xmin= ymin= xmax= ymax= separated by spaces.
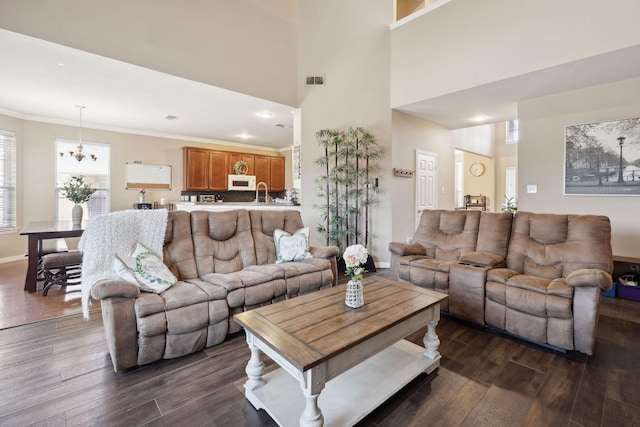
xmin=228 ymin=174 xmax=256 ymax=191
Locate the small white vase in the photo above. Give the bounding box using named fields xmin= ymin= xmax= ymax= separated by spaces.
xmin=139 ymin=194 xmax=145 ymax=203
xmin=345 ymin=279 xmax=364 ymax=308
xmin=72 ymin=204 xmax=83 ymax=225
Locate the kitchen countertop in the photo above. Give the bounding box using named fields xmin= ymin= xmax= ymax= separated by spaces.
xmin=175 ymin=202 xmax=301 ymax=212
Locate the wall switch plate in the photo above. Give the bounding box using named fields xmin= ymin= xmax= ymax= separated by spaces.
xmin=527 ymin=185 xmax=537 ymax=193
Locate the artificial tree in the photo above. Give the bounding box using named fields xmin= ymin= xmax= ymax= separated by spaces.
xmin=313 ymin=127 xmax=383 ymax=268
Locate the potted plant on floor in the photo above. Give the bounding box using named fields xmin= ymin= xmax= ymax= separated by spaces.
xmin=62 ymin=176 xmax=96 ymax=225
xmin=313 ymin=127 xmax=383 ymax=272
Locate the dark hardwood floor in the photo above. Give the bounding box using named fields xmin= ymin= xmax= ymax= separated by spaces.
xmin=0 ymin=260 xmax=639 ymax=426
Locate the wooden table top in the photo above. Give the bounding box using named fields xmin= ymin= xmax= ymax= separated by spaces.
xmin=233 ymin=276 xmax=447 ymax=372
xmin=20 ymin=220 xmax=84 ymax=236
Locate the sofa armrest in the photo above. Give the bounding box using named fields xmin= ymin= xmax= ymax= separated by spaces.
xmin=89 ymin=279 xmax=140 ymax=372
xmin=388 ymin=242 xmax=426 ymax=281
xmin=90 ymin=279 xmax=140 ymax=300
xmin=566 ymin=268 xmax=613 ymax=291
xmin=388 ymin=242 xmax=426 ymax=256
xmin=460 ymin=251 xmax=505 ymax=268
xmin=310 ymin=245 xmax=339 ymax=287
xmin=309 ymin=245 xmax=339 ymax=259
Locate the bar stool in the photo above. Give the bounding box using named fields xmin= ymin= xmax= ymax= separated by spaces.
xmin=41 ymin=251 xmax=83 ymax=296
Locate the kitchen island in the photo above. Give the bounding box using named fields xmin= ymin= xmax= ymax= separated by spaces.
xmin=175 ymin=202 xmax=301 ymax=212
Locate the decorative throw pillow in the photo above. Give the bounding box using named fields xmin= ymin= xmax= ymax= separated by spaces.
xmin=274 ymin=227 xmax=313 ymax=264
xmin=113 ymin=242 xmax=177 ymax=293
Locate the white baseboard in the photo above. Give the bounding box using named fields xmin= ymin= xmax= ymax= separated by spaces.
xmin=375 ymin=261 xmax=390 ymax=269
xmin=0 ymin=255 xmax=26 ymax=264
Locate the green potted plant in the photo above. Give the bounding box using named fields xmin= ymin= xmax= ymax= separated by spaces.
xmin=313 ymin=127 xmax=383 ymax=272
xmin=501 ymin=196 xmax=517 ymax=213
xmin=62 ymin=176 xmax=96 ymax=225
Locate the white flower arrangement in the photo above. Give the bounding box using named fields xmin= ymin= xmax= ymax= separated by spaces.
xmin=343 ymin=244 xmax=369 ymax=281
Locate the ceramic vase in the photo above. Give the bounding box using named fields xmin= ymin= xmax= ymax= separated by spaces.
xmin=139 ymin=194 xmax=145 ymax=203
xmin=345 ymin=279 xmax=364 ymax=308
xmin=72 ymin=204 xmax=83 ymax=226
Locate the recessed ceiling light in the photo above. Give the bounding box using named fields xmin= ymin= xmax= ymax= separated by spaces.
xmin=471 ymin=115 xmax=487 ymax=123
xmin=258 ymin=112 xmax=273 ymax=119
xmin=165 ymin=115 xmax=179 ymax=120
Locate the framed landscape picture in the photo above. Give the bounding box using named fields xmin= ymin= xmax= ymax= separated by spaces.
xmin=564 ymin=117 xmax=640 ymax=196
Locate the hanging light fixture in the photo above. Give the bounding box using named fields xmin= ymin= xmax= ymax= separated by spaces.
xmin=59 ymin=105 xmax=97 ymax=162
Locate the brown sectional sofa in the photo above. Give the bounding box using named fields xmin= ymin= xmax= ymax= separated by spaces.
xmin=91 ymin=209 xmax=338 ymax=372
xmin=389 ymin=210 xmax=613 ymax=355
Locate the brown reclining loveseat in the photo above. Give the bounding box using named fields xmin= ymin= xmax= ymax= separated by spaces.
xmin=389 ymin=210 xmax=613 ymax=355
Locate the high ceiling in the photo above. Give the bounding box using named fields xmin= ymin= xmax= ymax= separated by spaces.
xmin=0 ymin=29 xmax=295 ymax=149
xmin=2 ymin=27 xmax=640 ymax=144
xmin=396 ymin=43 xmax=640 ymax=130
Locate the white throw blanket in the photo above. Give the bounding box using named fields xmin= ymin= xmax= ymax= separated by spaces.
xmin=79 ymin=209 xmax=168 ymax=319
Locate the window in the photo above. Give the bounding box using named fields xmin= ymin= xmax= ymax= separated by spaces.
xmin=56 ymin=140 xmax=110 ymax=221
xmin=506 ymin=119 xmax=519 ymax=143
xmin=0 ymin=130 xmax=17 ymax=231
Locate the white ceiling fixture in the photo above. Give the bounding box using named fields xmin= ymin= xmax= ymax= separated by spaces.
xmin=59 ymin=105 xmax=97 ymax=162
xmin=0 ymin=29 xmax=294 ymax=149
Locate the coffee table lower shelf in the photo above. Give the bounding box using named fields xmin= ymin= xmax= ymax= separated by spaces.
xmin=245 ymin=339 xmax=438 ymax=427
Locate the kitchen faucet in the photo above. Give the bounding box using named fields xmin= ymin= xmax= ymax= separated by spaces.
xmin=255 ymin=182 xmax=269 ymax=203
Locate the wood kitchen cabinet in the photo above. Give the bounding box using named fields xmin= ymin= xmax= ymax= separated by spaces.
xmin=228 ymin=153 xmax=255 ymax=175
xmin=254 ymin=155 xmax=271 ymax=187
xmin=183 ymin=147 xmax=229 ymax=191
xmin=270 ymin=156 xmax=285 ymax=191
xmin=184 ymin=147 xmax=284 ymax=192
xmin=254 ymin=155 xmax=285 ymax=191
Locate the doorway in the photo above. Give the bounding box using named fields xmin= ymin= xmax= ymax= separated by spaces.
xmin=415 ymin=150 xmax=437 ymax=228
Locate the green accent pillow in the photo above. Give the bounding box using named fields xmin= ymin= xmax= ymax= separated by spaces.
xmin=274 ymin=227 xmax=312 ymax=264
xmin=113 ymin=242 xmax=177 ymax=293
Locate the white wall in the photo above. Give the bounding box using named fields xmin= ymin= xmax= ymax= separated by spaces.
xmin=0 ymin=0 xmax=298 ymax=106
xmin=518 ymin=77 xmax=640 ymax=257
xmin=390 ymin=110 xmax=455 ymax=243
xmin=390 ymin=0 xmax=640 ymax=109
xmin=0 ymin=114 xmax=284 ymax=260
xmin=298 ymin=0 xmax=393 ymax=264
xmin=493 ymin=122 xmax=518 ymax=211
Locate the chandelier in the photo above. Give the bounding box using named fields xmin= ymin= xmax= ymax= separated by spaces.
xmin=59 ymin=105 xmax=97 ymax=162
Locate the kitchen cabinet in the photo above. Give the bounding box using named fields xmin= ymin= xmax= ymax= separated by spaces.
xmin=183 ymin=147 xmax=229 ymax=191
xmin=228 ymin=153 xmax=255 ymax=175
xmin=270 ymin=156 xmax=285 ymax=191
xmin=254 ymin=155 xmax=271 ymax=187
xmin=183 ymin=147 xmax=284 ymax=192
xmin=254 ymin=155 xmax=285 ymax=191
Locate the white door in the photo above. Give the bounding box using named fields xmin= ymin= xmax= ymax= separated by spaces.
xmin=415 ymin=151 xmax=437 ymax=228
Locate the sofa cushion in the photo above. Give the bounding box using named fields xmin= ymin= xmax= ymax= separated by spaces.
xmin=164 ymin=210 xmax=199 ymax=281
xmin=274 ymin=227 xmax=312 ymax=263
xmin=135 ymin=281 xmax=210 ymax=318
xmin=413 ymin=210 xmax=481 ymax=260
xmin=506 ymin=212 xmax=613 ymax=278
xmin=191 ymin=210 xmax=257 ymax=275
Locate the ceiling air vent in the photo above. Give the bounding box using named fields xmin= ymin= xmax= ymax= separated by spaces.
xmin=305 ymin=76 xmax=325 ymax=86
xmin=275 ymin=124 xmax=292 ymax=129
xmin=164 ymin=114 xmax=179 ymax=120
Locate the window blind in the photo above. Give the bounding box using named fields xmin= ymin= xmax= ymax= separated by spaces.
xmin=0 ymin=130 xmax=17 ymax=229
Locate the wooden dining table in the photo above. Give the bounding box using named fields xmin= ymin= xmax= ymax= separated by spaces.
xmin=20 ymin=221 xmax=85 ymax=292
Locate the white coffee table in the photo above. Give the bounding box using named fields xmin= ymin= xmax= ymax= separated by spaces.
xmin=233 ymin=277 xmax=447 ymax=427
